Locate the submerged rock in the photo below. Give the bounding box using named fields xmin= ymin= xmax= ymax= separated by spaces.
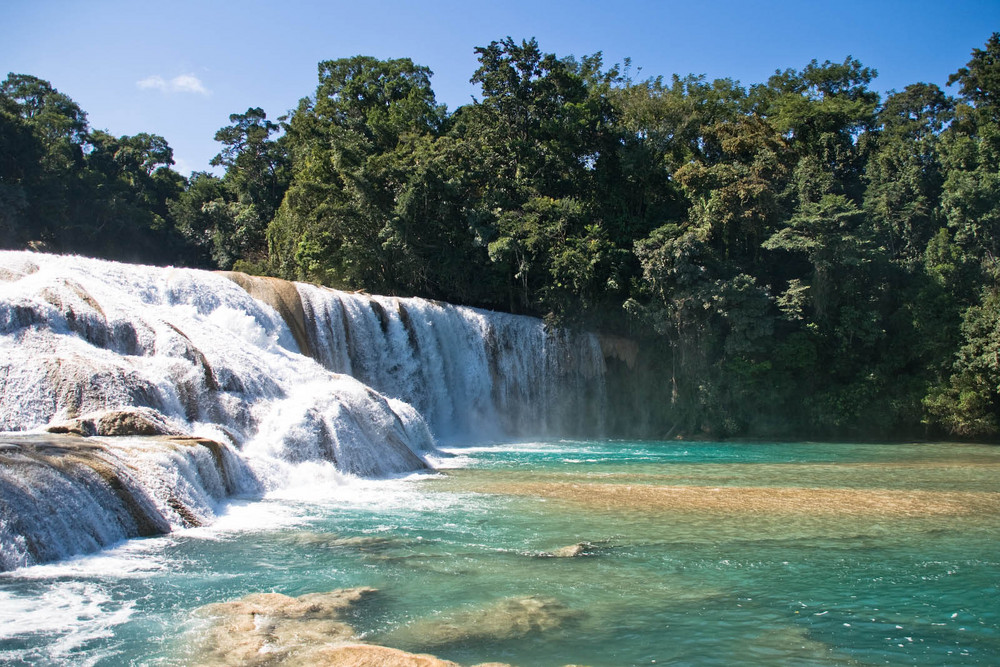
xmin=387 ymin=595 xmax=579 ymax=649
xmin=193 ymin=587 xmax=377 ymax=666
xmin=190 ymin=587 xmax=517 ymax=667
xmin=278 ymin=531 xmax=397 ymax=551
xmin=307 ymin=645 xmax=513 ymax=667
xmin=544 ymin=542 xmax=593 ymax=558
xmin=299 ymin=644 xmax=466 ymax=667
xmin=192 ymin=586 xmax=577 ymax=665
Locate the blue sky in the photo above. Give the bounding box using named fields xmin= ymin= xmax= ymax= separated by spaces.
xmin=4 ymin=0 xmax=998 ymax=176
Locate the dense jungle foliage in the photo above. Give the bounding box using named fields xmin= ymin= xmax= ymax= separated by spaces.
xmin=3 ymin=35 xmax=1000 ymax=440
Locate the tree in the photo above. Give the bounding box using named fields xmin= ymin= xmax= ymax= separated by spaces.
xmin=1 ymin=73 xmax=87 ymax=147
xmin=168 ymin=171 xmax=229 ymax=267
xmin=925 ymin=287 xmax=1000 ymax=437
xmin=922 ymin=34 xmax=1000 ymax=437
xmin=864 ymin=83 xmax=952 ymax=264
xmin=673 ymin=116 xmax=793 ymax=267
xmin=939 ymin=34 xmax=1000 ymax=270
xmin=467 ymin=37 xmax=610 ymax=204
xmin=0 ymin=104 xmax=43 ymax=246
xmin=79 ymin=130 xmax=186 ymax=261
xmin=206 ymin=107 xmax=288 ymax=267
xmin=948 ymin=32 xmax=1000 ymax=117
xmin=268 ymin=56 xmax=443 ymax=289
xmin=0 ymin=73 xmax=198 ymax=263
xmin=755 ymin=57 xmax=879 ymax=203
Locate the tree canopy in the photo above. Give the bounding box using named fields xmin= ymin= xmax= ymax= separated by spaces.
xmin=4 ymin=34 xmax=1000 ymax=440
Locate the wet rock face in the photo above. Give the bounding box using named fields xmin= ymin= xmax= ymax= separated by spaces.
xmin=218 ymin=271 xmax=312 ymax=357
xmin=0 ymin=434 xmax=171 ymax=569
xmin=0 ymin=433 xmax=245 ymax=571
xmin=1 ymin=253 xmax=438 ymax=478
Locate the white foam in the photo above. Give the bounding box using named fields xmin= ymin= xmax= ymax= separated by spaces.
xmin=4 ymin=539 xmax=171 ymax=581
xmin=0 ymin=581 xmax=134 ymax=664
xmin=179 ymin=498 xmax=311 ymax=537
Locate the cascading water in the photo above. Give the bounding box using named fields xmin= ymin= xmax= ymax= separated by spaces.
xmin=295 ymin=283 xmax=607 ymax=441
xmin=0 ymin=251 xmax=608 ymax=569
xmin=0 ymin=433 xmax=256 ymax=571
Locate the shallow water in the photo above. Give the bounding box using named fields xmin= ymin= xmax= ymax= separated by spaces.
xmin=2 ymin=440 xmax=999 ymax=666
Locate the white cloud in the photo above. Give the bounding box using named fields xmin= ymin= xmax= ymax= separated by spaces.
xmin=137 ymin=74 xmax=209 ymax=95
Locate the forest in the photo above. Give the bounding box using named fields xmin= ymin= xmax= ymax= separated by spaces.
xmin=2 ymin=34 xmax=1000 ymax=441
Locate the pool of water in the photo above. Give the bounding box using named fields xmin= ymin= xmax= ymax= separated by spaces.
xmin=2 ymin=440 xmax=999 ymax=666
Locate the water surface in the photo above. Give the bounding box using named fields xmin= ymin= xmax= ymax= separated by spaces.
xmin=2 ymin=440 xmax=998 ymax=666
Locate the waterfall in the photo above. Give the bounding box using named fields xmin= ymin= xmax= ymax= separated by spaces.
xmin=0 ymin=433 xmax=256 ymax=571
xmin=294 ymin=284 xmax=607 ymax=442
xmin=0 ymin=251 xmax=608 ymax=569
xmin=0 ymin=252 xmax=438 ymax=473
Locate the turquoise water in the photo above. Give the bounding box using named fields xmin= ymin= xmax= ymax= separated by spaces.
xmin=2 ymin=440 xmax=999 ymax=666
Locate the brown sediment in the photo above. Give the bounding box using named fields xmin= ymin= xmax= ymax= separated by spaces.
xmin=219 ymin=271 xmax=312 ymax=357
xmin=436 ymin=455 xmax=1000 ymax=497
xmin=466 ymin=481 xmax=1000 ymax=518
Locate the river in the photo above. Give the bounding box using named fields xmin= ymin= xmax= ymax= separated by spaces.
xmin=2 ymin=439 xmax=998 ymax=666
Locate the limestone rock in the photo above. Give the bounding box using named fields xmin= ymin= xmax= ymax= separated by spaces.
xmin=545 ymin=542 xmax=592 ymax=558
xmin=192 ymin=587 xmax=376 ymax=666
xmin=301 ymin=643 xmax=464 ymax=667
xmin=388 ymin=595 xmax=579 ymax=648
xmin=219 ymin=271 xmax=312 ymax=357
xmin=597 ymin=334 xmax=638 ymax=369
xmin=46 ymin=407 xmax=184 ymax=437
xmin=0 ymin=433 xmax=172 ymax=569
